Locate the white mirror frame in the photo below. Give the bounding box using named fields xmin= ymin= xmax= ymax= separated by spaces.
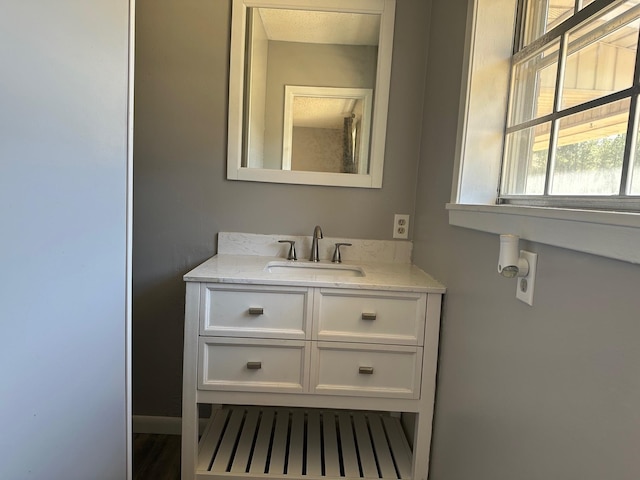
xmin=227 ymin=0 xmax=396 ymax=188
xmin=282 ymin=85 xmax=373 ymax=174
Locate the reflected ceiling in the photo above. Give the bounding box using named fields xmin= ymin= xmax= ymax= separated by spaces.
xmin=257 ymin=8 xmax=380 ymax=45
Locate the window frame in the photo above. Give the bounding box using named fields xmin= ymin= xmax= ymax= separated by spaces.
xmin=500 ymin=0 xmax=640 ymax=207
xmin=448 ymin=0 xmax=640 ymax=264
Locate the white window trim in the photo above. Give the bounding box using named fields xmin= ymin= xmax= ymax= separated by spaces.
xmin=447 ymin=203 xmax=640 ymax=264
xmin=449 ymin=0 xmax=640 ymax=265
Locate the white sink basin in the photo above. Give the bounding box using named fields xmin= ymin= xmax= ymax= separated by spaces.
xmin=265 ymin=261 xmax=365 ymax=277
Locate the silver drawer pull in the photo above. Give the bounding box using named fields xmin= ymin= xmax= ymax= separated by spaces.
xmin=359 ymin=366 xmax=374 ymax=375
xmin=361 ymin=312 xmax=377 ymax=321
xmin=248 ymin=307 xmax=264 ymax=315
xmin=246 ymin=361 xmax=262 ymax=370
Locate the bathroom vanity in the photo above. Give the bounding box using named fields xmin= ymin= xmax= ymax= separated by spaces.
xmin=181 ymin=233 xmax=445 ymax=480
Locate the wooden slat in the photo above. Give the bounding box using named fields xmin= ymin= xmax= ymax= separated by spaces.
xmin=211 ymin=408 xmax=245 ymax=473
xmin=268 ymin=409 xmax=290 ymax=474
xmin=322 ymin=411 xmax=341 ymax=477
xmin=338 ymin=412 xmax=360 ymax=478
xmin=197 ymin=406 xmax=415 ymax=480
xmin=382 ymin=416 xmax=412 ymax=479
xmin=287 ymin=410 xmax=305 ymax=475
xmin=368 ymin=414 xmax=398 ymax=479
xmin=306 ymin=411 xmax=322 ymax=476
xmin=195 ymin=474 xmax=346 ymax=480
xmin=249 ymin=409 xmax=275 ymax=474
xmin=230 ymin=408 xmax=260 ymax=473
xmin=197 ymin=409 xmax=230 ymax=472
xmin=353 ymin=412 xmax=378 ymax=478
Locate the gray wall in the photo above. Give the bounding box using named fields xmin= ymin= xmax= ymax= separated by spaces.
xmin=134 ymin=0 xmax=640 ymax=478
xmin=0 ymin=1 xmax=130 ymax=478
xmin=412 ymin=0 xmax=640 ymax=479
xmin=133 ymin=0 xmax=430 ymax=416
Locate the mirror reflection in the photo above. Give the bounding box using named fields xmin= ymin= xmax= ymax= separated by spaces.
xmin=282 ymin=86 xmax=372 ymax=174
xmin=242 ymin=7 xmax=380 ymax=174
xmin=227 ymin=0 xmax=396 ymax=188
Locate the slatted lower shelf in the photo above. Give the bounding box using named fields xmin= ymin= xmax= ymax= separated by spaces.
xmin=196 ymin=406 xmax=413 ymax=479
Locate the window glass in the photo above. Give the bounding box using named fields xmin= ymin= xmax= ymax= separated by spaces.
xmin=502 ymin=0 xmax=640 ymax=205
xmin=632 ymin=162 xmax=640 ymax=194
xmin=523 ymin=0 xmax=574 ymax=46
xmin=523 ymin=0 xmax=631 ymax=46
xmin=509 ymin=42 xmax=559 ymax=126
xmin=561 ymin=5 xmax=640 ymax=110
xmin=550 ymin=98 xmax=629 ymax=195
xmin=502 ymin=124 xmax=551 ymax=195
xmin=632 ymin=120 xmax=640 ymax=194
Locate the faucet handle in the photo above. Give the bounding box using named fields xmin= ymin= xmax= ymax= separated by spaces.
xmin=278 ymin=240 xmax=297 ymax=261
xmin=332 ymin=242 xmax=352 ymax=263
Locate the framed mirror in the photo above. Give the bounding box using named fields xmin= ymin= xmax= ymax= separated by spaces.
xmin=227 ymin=0 xmax=396 ymax=188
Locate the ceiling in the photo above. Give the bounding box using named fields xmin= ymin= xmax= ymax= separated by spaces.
xmin=256 ymin=8 xmax=381 ymax=46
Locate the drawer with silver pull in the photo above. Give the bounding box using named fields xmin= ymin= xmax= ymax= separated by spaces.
xmin=314 ymin=288 xmax=426 ymax=345
xmin=200 ymin=284 xmax=312 ymax=339
xmin=198 ymin=337 xmax=309 ymax=393
xmin=311 ymin=342 xmax=422 ymax=399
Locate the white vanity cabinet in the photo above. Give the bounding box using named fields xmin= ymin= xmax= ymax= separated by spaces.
xmin=181 ymin=255 xmax=445 ymax=480
xmin=200 ymin=284 xmax=312 ymax=340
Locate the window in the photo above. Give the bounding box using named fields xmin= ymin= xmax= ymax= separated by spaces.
xmin=448 ymin=0 xmax=640 ymax=264
xmin=501 ymin=0 xmax=640 ymax=209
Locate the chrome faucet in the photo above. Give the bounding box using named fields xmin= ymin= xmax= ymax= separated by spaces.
xmin=332 ymin=242 xmax=352 ymax=263
xmin=309 ymin=225 xmax=323 ymax=262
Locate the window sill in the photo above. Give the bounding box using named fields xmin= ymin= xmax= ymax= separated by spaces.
xmin=446 ymin=203 xmax=640 ymax=264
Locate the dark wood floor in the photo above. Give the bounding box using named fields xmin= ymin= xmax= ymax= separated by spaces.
xmin=133 ymin=433 xmax=181 ymax=480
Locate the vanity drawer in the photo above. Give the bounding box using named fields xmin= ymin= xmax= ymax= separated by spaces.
xmin=200 ymin=284 xmax=311 ymax=339
xmin=198 ymin=337 xmax=309 ymax=393
xmin=314 ymin=289 xmax=426 ymax=345
xmin=311 ymin=342 xmax=422 ymax=399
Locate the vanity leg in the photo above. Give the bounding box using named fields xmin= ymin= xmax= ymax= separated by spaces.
xmin=181 ymin=283 xmax=201 ymax=479
xmin=411 ymin=293 xmax=441 ymax=479
xmin=181 ymin=399 xmax=198 ymax=480
xmin=412 ymin=411 xmax=433 ymax=480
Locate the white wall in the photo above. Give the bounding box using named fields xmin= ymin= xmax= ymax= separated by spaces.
xmin=0 ymin=1 xmax=131 ymax=478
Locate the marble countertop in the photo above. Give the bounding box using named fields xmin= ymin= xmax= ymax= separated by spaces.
xmin=184 ymin=254 xmax=446 ymax=294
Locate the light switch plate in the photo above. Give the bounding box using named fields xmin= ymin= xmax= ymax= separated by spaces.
xmin=516 ymin=250 xmax=537 ymax=306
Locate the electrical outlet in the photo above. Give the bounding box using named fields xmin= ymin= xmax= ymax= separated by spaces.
xmin=516 ymin=250 xmax=537 ymax=306
xmin=393 ymin=214 xmax=410 ymax=239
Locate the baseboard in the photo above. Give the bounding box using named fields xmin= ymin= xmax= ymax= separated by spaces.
xmin=133 ymin=415 xmax=182 ymax=435
xmin=133 ymin=415 xmax=209 ymax=435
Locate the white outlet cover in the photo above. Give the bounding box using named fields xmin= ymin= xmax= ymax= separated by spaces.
xmin=393 ymin=214 xmax=410 ymax=239
xmin=516 ymin=250 xmax=537 ymax=306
